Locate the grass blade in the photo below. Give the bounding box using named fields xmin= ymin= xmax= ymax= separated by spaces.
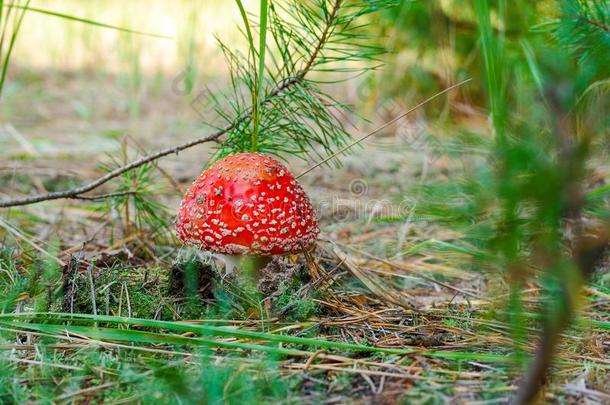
xmin=0 ymin=314 xmax=521 ymax=364
xmin=234 ymin=0 xmax=255 ymax=55
xmin=5 ymin=4 xmax=171 ymax=38
xmin=473 ymin=0 xmax=506 ymax=140
xmin=0 ymin=312 xmax=413 ymax=355
xmin=0 ymin=0 xmax=30 ymax=97
xmin=0 ymin=321 xmax=309 ymax=357
xmin=252 ymin=0 xmax=269 ymax=151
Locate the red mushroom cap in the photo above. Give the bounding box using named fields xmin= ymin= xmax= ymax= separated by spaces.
xmin=176 ymin=152 xmax=319 ymax=255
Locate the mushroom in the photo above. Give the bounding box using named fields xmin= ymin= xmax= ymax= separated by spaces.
xmin=175 ymin=152 xmax=319 ymax=277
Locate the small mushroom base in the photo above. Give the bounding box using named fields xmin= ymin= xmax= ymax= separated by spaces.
xmin=214 ymin=254 xmax=273 ymax=279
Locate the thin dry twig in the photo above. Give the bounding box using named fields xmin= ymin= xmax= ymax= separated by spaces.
xmin=71 ymin=191 xmax=138 ymax=201
xmin=0 ymin=125 xmax=231 ymax=208
xmin=296 ymin=79 xmax=472 ymax=179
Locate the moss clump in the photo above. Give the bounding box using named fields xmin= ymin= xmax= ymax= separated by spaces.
xmin=272 ymin=264 xmax=319 ymax=322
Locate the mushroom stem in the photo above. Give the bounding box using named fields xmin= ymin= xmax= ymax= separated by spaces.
xmin=216 ymin=254 xmax=272 ymax=279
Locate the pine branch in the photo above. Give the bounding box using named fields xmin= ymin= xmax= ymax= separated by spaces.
xmin=298 ymin=0 xmax=342 ymax=78
xmin=71 ymin=191 xmax=137 ymax=201
xmin=554 ymin=0 xmax=610 ymax=66
xmin=0 ymin=128 xmax=227 ymax=208
xmin=214 ymin=0 xmax=396 ymax=160
xmin=512 ymin=87 xmax=608 ymax=404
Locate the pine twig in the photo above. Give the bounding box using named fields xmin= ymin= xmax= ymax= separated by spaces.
xmin=70 ymin=191 xmax=138 ymax=201
xmin=0 ymin=127 xmax=228 ymax=208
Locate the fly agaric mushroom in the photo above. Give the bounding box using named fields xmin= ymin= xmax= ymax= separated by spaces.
xmin=175 ymin=152 xmax=319 ymax=273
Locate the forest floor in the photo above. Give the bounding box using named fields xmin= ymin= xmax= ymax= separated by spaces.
xmin=0 ymin=68 xmax=609 ymax=404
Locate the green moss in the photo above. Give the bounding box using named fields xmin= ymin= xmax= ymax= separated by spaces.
xmin=273 ymin=267 xmax=320 ymax=322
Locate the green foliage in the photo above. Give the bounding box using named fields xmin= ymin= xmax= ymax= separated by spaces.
xmin=0 ymin=0 xmax=31 ymax=98
xmin=0 ymin=247 xmax=23 ymax=313
xmin=474 ymin=0 xmax=507 ymax=139
xmin=97 ymin=146 xmax=173 ymax=240
xmin=274 ymin=267 xmax=320 ymax=321
xmin=212 ymin=0 xmax=398 ymax=162
xmin=0 ymin=330 xmax=291 ymax=403
xmin=0 ymin=246 xmax=62 ymax=314
xmin=395 ymin=0 xmax=609 ymax=384
xmin=553 ymin=0 xmax=610 ymax=69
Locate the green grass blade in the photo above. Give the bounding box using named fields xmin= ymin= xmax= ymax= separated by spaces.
xmin=0 ymin=314 xmax=519 ymax=364
xmin=252 ymin=0 xmax=269 ymax=151
xmin=234 ymin=0 xmax=255 ymax=55
xmin=0 ymin=312 xmax=413 ymax=355
xmin=473 ymin=0 xmax=506 ymax=140
xmin=0 ymin=321 xmax=309 ymax=357
xmin=586 ymin=183 xmax=610 ymax=201
xmin=0 ymin=0 xmax=30 ymax=98
xmin=6 ymin=4 xmax=172 ymax=38
xmin=0 ymin=1 xmax=4 ymax=34
xmin=519 ymin=38 xmax=545 ymax=97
